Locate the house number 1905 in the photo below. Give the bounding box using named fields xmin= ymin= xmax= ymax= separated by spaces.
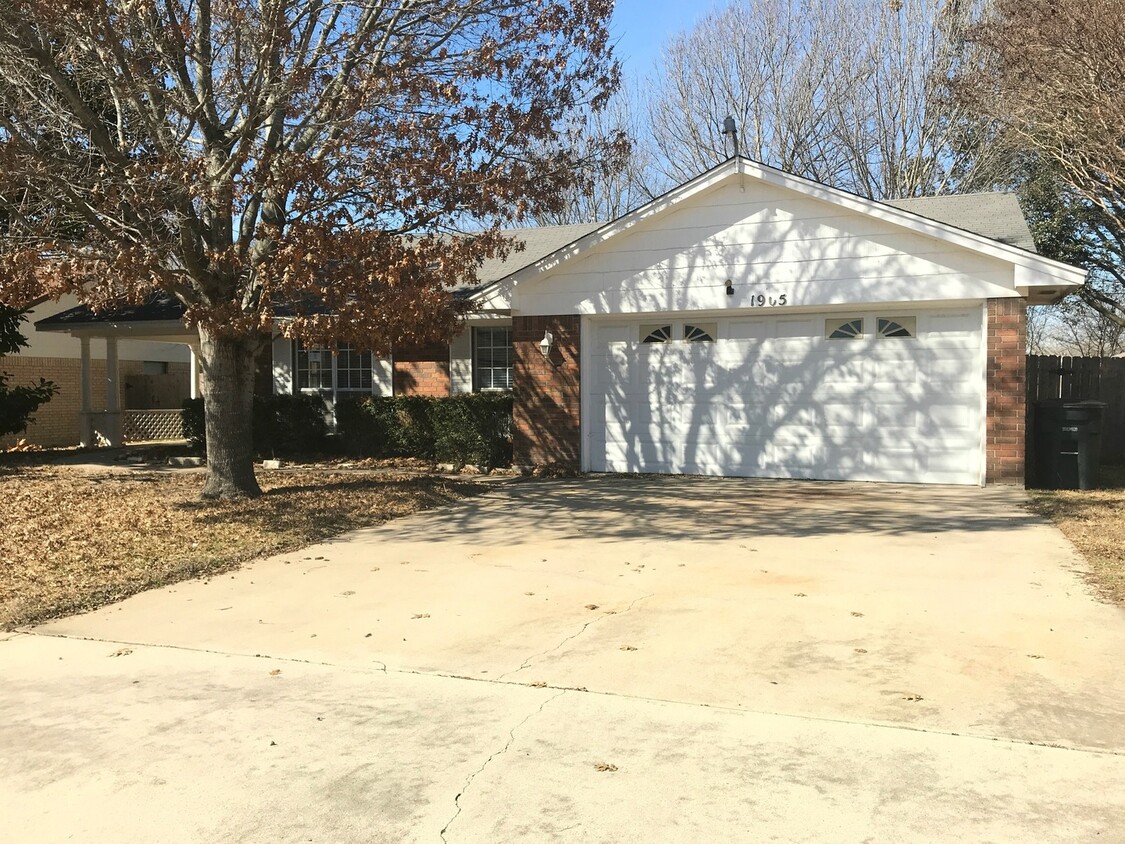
xmin=747 ymin=293 xmax=788 ymax=307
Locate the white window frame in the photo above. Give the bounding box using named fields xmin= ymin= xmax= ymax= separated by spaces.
xmin=293 ymin=340 xmax=375 ymax=401
xmin=472 ymin=326 xmax=513 ymax=392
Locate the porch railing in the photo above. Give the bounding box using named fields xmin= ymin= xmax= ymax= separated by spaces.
xmin=121 ymin=409 xmax=186 ymax=443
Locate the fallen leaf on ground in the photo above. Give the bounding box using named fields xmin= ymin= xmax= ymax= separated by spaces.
xmin=585 ymin=604 xmax=599 ymax=610
xmin=594 ymin=762 xmax=618 ymax=772
xmin=0 ymin=467 xmax=480 ymax=630
xmin=269 ymin=669 xmax=281 ymax=676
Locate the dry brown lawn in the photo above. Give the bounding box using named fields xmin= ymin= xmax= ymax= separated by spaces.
xmin=0 ymin=465 xmax=483 ymax=629
xmin=1028 ymin=467 xmax=1125 ymax=607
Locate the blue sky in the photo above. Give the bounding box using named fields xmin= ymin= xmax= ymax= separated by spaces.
xmin=610 ymin=0 xmax=710 ymax=74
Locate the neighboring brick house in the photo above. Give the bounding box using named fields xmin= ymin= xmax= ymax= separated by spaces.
xmin=1 ymin=294 xmax=192 ymax=448
xmin=35 ymin=158 xmax=1086 ymax=483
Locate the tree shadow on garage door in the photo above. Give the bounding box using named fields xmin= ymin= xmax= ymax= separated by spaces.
xmin=581 ymin=212 xmax=988 ymax=487
xmin=599 ymin=306 xmax=983 ymax=486
xmin=397 ymin=476 xmax=1039 ymax=544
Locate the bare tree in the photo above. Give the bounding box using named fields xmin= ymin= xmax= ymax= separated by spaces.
xmin=953 ymin=0 xmax=1125 ymax=329
xmin=533 ymin=82 xmax=651 ymax=226
xmin=646 ymin=0 xmax=849 ymax=190
xmin=638 ymin=0 xmax=1004 ymax=199
xmin=0 ymin=0 xmax=622 ymax=498
xmin=1025 ymin=305 xmax=1053 ymax=355
xmin=1050 ymin=297 xmax=1125 ymax=357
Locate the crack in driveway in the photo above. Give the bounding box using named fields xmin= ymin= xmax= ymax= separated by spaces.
xmin=439 ymin=689 xmax=566 ymax=842
xmin=498 ymin=593 xmax=654 ymax=682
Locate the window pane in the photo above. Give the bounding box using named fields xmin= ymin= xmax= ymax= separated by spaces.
xmin=474 ymin=326 xmax=513 ymax=392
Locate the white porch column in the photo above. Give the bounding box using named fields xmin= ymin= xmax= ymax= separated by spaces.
xmin=104 ymin=336 xmax=123 ymax=446
xmin=189 ymin=346 xmax=200 ymax=399
xmin=78 ymin=335 xmax=94 ymax=447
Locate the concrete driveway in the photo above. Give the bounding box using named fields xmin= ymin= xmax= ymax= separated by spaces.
xmin=3 ymin=477 xmax=1124 ymax=842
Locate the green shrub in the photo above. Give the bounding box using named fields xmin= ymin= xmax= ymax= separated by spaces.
xmin=336 ymin=393 xmax=512 ymax=468
xmin=182 ymin=394 xmax=329 ymax=456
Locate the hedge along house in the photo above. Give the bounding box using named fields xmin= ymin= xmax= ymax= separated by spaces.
xmin=38 ymin=157 xmax=1085 ymax=483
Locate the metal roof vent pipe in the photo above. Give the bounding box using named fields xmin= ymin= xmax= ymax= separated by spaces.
xmin=721 ymin=115 xmax=739 ymax=158
xmin=722 ymin=115 xmax=745 ymax=191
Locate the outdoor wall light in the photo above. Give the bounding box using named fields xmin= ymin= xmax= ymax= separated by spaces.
xmin=539 ymin=330 xmax=554 ymax=358
xmin=726 ymin=278 xmax=735 ymax=296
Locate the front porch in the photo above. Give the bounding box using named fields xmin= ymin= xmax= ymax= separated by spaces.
xmin=33 ymin=297 xmax=199 ymax=447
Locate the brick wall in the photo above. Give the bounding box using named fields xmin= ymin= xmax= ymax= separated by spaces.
xmin=986 ymin=298 xmax=1027 ymax=484
xmin=393 ymin=342 xmax=450 ymax=396
xmin=1 ymin=357 xmax=190 ymax=448
xmin=512 ymin=315 xmax=581 ymax=470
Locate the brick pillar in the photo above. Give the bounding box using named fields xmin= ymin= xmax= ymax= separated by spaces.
xmin=985 ymin=298 xmax=1027 ymax=484
xmin=393 ymin=342 xmax=451 ymax=396
xmin=512 ymin=315 xmax=581 ymax=470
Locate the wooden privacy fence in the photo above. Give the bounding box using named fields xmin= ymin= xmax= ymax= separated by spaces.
xmin=1026 ymin=355 xmax=1125 ymax=465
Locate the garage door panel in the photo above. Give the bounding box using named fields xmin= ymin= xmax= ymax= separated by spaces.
xmin=587 ymin=308 xmax=984 ymax=484
xmin=774 ymin=318 xmax=820 ymax=338
xmin=726 ymin=320 xmax=771 ymax=340
xmin=604 ymin=441 xmax=678 ymax=470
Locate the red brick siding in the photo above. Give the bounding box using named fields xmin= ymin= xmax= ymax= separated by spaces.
xmin=985 ymin=298 xmax=1027 ymax=484
xmin=0 ymin=357 xmax=189 ymax=448
xmin=512 ymin=315 xmax=581 ymax=470
xmin=393 ymin=342 xmax=450 ymax=396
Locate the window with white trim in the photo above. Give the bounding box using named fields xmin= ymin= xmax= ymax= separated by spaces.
xmin=295 ymin=341 xmax=373 ymax=393
xmin=684 ymin=323 xmax=716 ymax=342
xmin=876 ymin=317 xmax=917 ymax=338
xmin=826 ymin=317 xmax=864 ymax=340
xmin=641 ymin=324 xmax=673 ymax=343
xmin=473 ymin=327 xmax=512 ymax=391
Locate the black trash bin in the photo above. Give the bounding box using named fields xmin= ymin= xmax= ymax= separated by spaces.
xmin=1032 ymin=400 xmax=1107 ymax=490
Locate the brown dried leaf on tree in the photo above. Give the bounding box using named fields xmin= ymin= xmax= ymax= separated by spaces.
xmin=0 ymin=0 xmax=625 ymax=499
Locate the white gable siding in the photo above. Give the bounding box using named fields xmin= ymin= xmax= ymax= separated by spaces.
xmin=514 ymin=182 xmax=1017 ymax=317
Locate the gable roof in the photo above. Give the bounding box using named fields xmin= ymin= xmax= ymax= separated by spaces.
xmin=469 ymin=223 xmax=602 ymax=290
xmin=474 ymin=156 xmax=1086 ymax=306
xmin=884 ymin=193 xmax=1036 ymax=252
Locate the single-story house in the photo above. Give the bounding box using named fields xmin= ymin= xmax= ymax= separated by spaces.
xmin=36 ymin=156 xmax=1086 ymax=483
xmin=2 ymin=294 xmax=191 ymax=448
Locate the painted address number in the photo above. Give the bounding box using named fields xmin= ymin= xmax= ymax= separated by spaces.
xmin=746 ymin=292 xmax=789 ymax=307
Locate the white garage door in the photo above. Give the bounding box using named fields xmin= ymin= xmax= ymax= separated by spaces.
xmin=586 ymin=309 xmax=984 ymax=484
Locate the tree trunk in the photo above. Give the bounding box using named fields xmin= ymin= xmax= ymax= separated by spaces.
xmin=197 ymin=326 xmax=262 ymax=499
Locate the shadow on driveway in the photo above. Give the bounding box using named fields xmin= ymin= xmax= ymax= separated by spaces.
xmin=383 ymin=475 xmax=1037 ymax=546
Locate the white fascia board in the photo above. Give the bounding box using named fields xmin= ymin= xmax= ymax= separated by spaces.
xmin=1013 ymin=262 xmax=1088 ymax=294
xmin=459 ymin=307 xmax=512 ymax=321
xmin=53 ymin=319 xmax=194 ymax=338
xmin=470 ymin=155 xmax=1088 ymax=304
xmin=737 ymin=157 xmax=1088 ymax=283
